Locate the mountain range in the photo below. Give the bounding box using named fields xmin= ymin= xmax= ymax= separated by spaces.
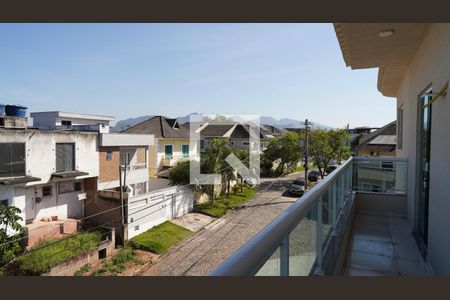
xmin=112 ymin=113 xmax=332 ymax=132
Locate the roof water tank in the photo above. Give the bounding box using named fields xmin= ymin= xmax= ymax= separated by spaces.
xmin=5 ymin=104 xmax=27 ymax=117
xmin=0 ymin=104 xmax=5 ymax=116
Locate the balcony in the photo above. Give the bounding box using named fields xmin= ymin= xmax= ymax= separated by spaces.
xmin=210 ymin=156 xmax=431 ymax=276
xmin=161 ymin=155 xmax=189 ymax=167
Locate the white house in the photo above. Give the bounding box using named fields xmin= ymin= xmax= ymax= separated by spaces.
xmin=30 ymin=111 xmax=114 ymax=133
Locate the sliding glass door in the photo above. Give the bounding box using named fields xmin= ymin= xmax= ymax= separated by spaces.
xmin=416 ymin=87 xmax=432 ymax=251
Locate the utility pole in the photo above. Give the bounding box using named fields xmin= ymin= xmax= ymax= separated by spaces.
xmin=304 ymin=119 xmax=309 ymax=190
xmin=119 ymin=165 xmax=124 ymax=226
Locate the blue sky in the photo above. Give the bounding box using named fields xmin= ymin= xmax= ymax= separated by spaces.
xmin=0 ymin=24 xmax=395 ymax=128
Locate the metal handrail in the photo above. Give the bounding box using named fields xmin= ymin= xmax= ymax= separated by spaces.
xmin=353 ymin=156 xmax=408 ymax=162
xmin=210 ymin=157 xmax=354 ymax=276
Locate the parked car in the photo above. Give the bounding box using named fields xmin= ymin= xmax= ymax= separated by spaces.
xmin=325 ymin=165 xmax=338 ymax=176
xmin=308 ymin=169 xmax=320 ymax=182
xmin=289 ymin=178 xmax=306 ymax=196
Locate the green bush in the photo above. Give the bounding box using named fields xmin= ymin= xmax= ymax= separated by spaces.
xmin=195 ymin=186 xmax=256 ymax=218
xmin=74 ymin=263 xmax=91 ymax=276
xmin=129 ymin=222 xmax=191 ymax=254
xmin=17 ymin=231 xmax=102 ymax=275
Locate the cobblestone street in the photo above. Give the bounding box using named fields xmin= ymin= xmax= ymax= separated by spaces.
xmin=141 ymin=173 xmax=303 ymax=276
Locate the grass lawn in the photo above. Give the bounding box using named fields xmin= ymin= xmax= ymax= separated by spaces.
xmin=17 ymin=231 xmax=102 ymax=275
xmin=128 ymin=221 xmax=191 ymax=254
xmin=195 ymin=186 xmax=256 ymax=218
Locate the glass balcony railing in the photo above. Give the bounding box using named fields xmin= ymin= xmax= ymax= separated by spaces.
xmin=210 ymin=156 xmax=409 ymax=276
xmin=352 ymin=156 xmax=407 ymax=194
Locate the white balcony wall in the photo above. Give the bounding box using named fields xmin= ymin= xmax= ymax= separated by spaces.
xmin=395 ymin=23 xmax=450 ymax=274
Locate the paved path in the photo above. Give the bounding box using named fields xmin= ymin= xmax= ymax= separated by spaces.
xmin=141 ymin=173 xmax=303 ymax=276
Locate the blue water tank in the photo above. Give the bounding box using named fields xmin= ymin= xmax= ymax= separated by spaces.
xmin=5 ymin=104 xmax=27 ymax=117
xmin=0 ymin=104 xmax=5 ymax=116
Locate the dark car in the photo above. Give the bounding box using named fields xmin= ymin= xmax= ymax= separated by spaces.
xmin=289 ymin=178 xmax=306 ymax=196
xmin=325 ymin=165 xmax=338 ymax=176
xmin=308 ymin=169 xmax=320 ymax=182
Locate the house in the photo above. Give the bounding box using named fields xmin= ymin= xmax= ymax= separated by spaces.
xmin=121 ymin=116 xmax=194 ymax=178
xmin=2 ymin=109 xmax=193 ymax=247
xmin=348 ymin=126 xmax=377 ymax=140
xmin=1 ymin=113 xmax=99 ymax=247
xmin=212 ymin=23 xmax=450 ymax=276
xmin=198 ymin=122 xmax=282 ymax=152
xmin=356 ymin=121 xmax=396 ymax=157
xmin=30 ymin=111 xmax=114 ymax=133
xmin=85 ymin=131 xmax=193 ymax=242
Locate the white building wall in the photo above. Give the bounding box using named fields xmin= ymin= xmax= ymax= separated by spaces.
xmin=0 ymin=130 xmax=98 ymax=223
xmin=395 ymin=23 xmax=450 ymax=274
xmin=0 ymin=130 xmax=99 ymax=185
xmin=126 ymin=186 xmax=194 ymax=239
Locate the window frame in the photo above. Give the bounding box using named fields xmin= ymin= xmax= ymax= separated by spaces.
xmin=181 ymin=144 xmax=189 ymax=158
xmin=164 ymin=144 xmax=173 ymax=159
xmin=42 ymin=185 xmax=53 ymax=196
xmin=0 ymin=143 xmax=26 ymax=178
xmin=55 ymin=143 xmax=76 ymax=173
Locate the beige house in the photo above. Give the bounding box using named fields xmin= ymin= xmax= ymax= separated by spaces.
xmin=335 ymin=23 xmax=450 ymax=274
xmin=121 ymin=116 xmax=194 ymax=178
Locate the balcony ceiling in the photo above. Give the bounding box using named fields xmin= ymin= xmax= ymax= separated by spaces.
xmin=334 ymin=23 xmax=430 ymax=97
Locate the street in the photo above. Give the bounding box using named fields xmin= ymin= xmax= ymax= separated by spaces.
xmin=141 ymin=172 xmax=304 ymax=276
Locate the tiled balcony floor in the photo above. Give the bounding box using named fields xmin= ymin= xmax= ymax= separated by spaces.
xmin=344 ymin=213 xmax=431 ymax=276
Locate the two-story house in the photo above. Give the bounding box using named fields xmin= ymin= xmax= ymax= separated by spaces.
xmin=121 ymin=116 xmax=195 ymax=178
xmin=1 ymin=112 xmax=102 ymax=246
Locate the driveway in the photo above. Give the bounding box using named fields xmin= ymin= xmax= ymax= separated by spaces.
xmin=141 ymin=173 xmax=304 ymax=276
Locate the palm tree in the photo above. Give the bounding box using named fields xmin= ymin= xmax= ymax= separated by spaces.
xmin=201 ymin=138 xmax=236 ymax=199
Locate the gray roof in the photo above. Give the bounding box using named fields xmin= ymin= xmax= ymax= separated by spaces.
xmin=200 ymin=124 xmax=235 ymax=137
xmin=121 ymin=116 xmax=190 ymax=139
xmin=357 ymin=121 xmax=397 ymax=152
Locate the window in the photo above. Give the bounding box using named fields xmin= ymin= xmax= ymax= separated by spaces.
xmin=120 ymin=152 xmax=130 ymax=166
xmin=164 ymin=145 xmax=173 ymax=159
xmin=181 ymin=144 xmax=189 ymax=157
xmin=106 ymin=151 xmax=113 ymax=160
xmin=242 ymin=141 xmax=250 ymax=146
xmin=0 ymin=199 xmax=8 ymax=207
xmin=136 ymin=148 xmax=146 ymax=165
xmin=42 ymin=186 xmax=52 ymax=196
xmin=397 ymin=106 xmax=404 ymax=149
xmin=61 ymin=120 xmax=72 ymax=126
xmin=0 ymin=143 xmax=25 ymax=177
xmin=74 ymin=181 xmax=82 ymax=192
xmin=56 ymin=143 xmax=75 ymax=172
xmin=200 ymin=140 xmax=205 ymax=150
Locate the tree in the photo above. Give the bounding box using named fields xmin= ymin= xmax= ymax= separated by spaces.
xmin=201 ymin=138 xmax=236 ymax=200
xmin=168 ymin=160 xmax=191 ymax=186
xmin=0 ymin=205 xmax=24 ymax=269
xmin=262 ymin=131 xmax=303 ymax=176
xmin=308 ymin=128 xmax=351 ymax=178
xmin=329 ymin=128 xmax=351 ymax=164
